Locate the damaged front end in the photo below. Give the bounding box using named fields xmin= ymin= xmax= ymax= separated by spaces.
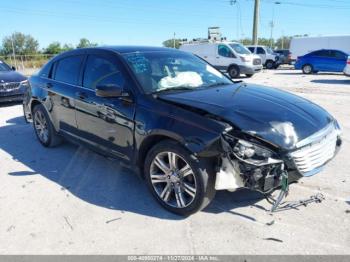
xmin=216 ymin=131 xmax=288 ymax=194
xmin=215 ymin=120 xmax=342 ymax=211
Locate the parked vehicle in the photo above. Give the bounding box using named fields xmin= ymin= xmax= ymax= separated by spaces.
xmin=294 ymin=49 xmax=348 ymax=74
xmin=23 ymin=46 xmax=342 ymax=215
xmin=246 ymin=45 xmax=281 ymax=69
xmin=344 ymin=56 xmax=350 ymax=76
xmin=0 ymin=60 xmax=27 ymax=103
xmin=274 ymin=49 xmax=292 ymax=65
xmin=290 ymin=35 xmax=350 ymax=62
xmin=180 ymin=42 xmax=262 ymax=78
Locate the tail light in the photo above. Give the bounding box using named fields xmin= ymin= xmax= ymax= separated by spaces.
xmin=347 ymin=56 xmax=350 ymax=64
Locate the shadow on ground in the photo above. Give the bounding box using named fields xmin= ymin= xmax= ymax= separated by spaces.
xmin=1 ymin=116 xmax=264 ymax=220
xmin=311 ymin=79 xmax=350 ymax=85
xmin=0 ymin=101 xmax=22 ymax=108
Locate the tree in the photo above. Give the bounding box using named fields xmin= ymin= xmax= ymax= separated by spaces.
xmin=62 ymin=43 xmax=74 ymax=52
xmin=162 ymin=39 xmax=182 ymax=49
xmin=77 ymin=38 xmax=97 ymax=48
xmin=275 ymin=36 xmax=292 ymax=49
xmin=44 ymin=41 xmax=62 ymax=54
xmin=1 ymin=32 xmax=39 ymax=55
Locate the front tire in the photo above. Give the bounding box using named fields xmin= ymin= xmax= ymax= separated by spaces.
xmin=32 ymin=104 xmax=62 ymax=147
xmin=144 ymin=140 xmax=216 ymax=216
xmin=228 ymin=65 xmax=240 ymax=78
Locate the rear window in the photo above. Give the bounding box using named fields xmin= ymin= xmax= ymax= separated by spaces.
xmin=311 ymin=50 xmax=329 ymax=57
xmin=54 ymin=55 xmax=84 ymax=85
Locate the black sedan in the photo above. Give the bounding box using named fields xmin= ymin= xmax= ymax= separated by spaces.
xmin=23 ymin=46 xmax=342 ymax=215
xmin=0 ymin=60 xmax=27 ymax=103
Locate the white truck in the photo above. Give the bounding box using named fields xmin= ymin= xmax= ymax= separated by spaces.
xmin=180 ymin=42 xmax=262 ymax=78
xmin=246 ymin=45 xmax=281 ymax=69
xmin=290 ymin=35 xmax=350 ymax=61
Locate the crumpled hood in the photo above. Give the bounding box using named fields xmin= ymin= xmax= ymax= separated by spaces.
xmin=0 ymin=71 xmax=27 ymax=83
xmin=159 ymin=83 xmax=334 ymax=150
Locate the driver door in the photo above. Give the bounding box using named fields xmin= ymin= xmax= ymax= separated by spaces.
xmin=216 ymin=44 xmax=237 ymax=70
xmin=75 ymin=51 xmax=136 ymax=160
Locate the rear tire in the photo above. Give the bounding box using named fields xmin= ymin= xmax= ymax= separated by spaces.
xmin=144 ymin=140 xmax=216 ymax=216
xmin=302 ymin=64 xmax=313 ymax=74
xmin=32 ymin=104 xmax=62 ymax=147
xmin=228 ymin=65 xmax=240 ymax=78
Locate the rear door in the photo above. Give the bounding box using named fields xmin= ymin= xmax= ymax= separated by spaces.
xmin=75 ymin=50 xmax=136 ymax=160
xmin=308 ymin=50 xmax=330 ymax=71
xmin=49 ymin=55 xmax=84 ymax=133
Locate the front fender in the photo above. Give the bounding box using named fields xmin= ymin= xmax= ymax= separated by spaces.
xmin=134 ymin=101 xmax=228 ymax=165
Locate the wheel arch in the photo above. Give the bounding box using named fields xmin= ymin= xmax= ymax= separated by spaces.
xmin=136 ymin=130 xmax=222 ymax=177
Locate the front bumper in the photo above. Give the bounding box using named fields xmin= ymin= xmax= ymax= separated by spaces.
xmin=0 ymin=84 xmax=26 ymax=103
xmin=216 ymin=122 xmax=342 ymax=193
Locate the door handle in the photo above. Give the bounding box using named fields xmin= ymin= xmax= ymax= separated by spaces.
xmin=76 ymin=91 xmax=87 ymax=100
xmin=46 ymin=83 xmax=53 ymax=89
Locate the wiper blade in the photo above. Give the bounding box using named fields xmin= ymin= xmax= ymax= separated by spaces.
xmin=153 ymin=87 xmax=195 ymax=94
xmin=205 ymin=82 xmax=230 ymax=88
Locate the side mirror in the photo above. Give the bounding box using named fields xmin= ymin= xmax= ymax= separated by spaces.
xmin=11 ymin=66 xmax=16 ymax=71
xmin=96 ymin=84 xmax=123 ymax=97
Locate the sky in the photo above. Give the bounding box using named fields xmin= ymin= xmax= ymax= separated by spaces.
xmin=1 ymin=0 xmax=350 ymax=49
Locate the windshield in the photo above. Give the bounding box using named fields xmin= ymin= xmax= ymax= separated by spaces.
xmin=266 ymin=47 xmax=274 ymax=54
xmin=229 ymin=43 xmax=251 ymax=55
xmin=0 ymin=61 xmax=12 ymax=72
xmin=122 ymin=51 xmax=232 ymax=94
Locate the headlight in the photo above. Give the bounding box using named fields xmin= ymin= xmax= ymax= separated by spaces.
xmin=232 ymin=140 xmax=281 ymax=166
xmin=234 ymin=140 xmax=272 ymax=159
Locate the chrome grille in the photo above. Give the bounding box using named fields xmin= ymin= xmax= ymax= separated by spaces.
xmin=290 ymin=124 xmax=338 ymax=174
xmin=0 ymin=82 xmax=21 ymax=92
xmin=253 ymin=58 xmax=261 ymax=65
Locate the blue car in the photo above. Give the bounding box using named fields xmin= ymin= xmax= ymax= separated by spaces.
xmin=295 ymin=49 xmax=348 ymax=74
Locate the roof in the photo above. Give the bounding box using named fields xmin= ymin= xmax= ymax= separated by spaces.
xmin=102 ymin=46 xmax=178 ymax=54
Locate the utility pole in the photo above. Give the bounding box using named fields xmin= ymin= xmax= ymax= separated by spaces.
xmin=173 ymin=32 xmax=176 ymax=48
xmin=11 ymin=35 xmax=17 ymax=69
xmin=252 ymin=0 xmax=260 ymax=45
xmin=269 ymin=20 xmax=274 ymax=48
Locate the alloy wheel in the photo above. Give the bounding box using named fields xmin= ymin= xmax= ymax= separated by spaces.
xmin=34 ymin=110 xmax=49 ymax=144
xmin=303 ymin=65 xmax=312 ymax=74
xmin=150 ymin=151 xmax=197 ymax=208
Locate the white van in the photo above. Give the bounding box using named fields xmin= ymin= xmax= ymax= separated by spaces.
xmin=290 ymin=35 xmax=350 ymax=61
xmin=180 ymin=42 xmax=262 ymax=78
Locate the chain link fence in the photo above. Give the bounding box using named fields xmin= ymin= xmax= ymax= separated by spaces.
xmin=0 ymin=54 xmax=55 ymax=76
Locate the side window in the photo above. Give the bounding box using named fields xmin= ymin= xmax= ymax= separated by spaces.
xmin=247 ymin=47 xmax=254 ymax=53
xmin=331 ymin=51 xmax=346 ymax=59
xmin=83 ymin=55 xmax=125 ymax=90
xmin=257 ymin=47 xmax=265 ymax=54
xmin=218 ymin=45 xmax=235 ymax=58
xmin=39 ymin=62 xmax=52 ymax=78
xmin=54 ymin=56 xmax=84 ymax=85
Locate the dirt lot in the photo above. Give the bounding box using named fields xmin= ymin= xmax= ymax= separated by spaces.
xmin=0 ymin=69 xmax=349 ymax=254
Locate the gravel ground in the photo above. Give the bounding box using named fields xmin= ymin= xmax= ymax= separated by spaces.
xmin=0 ymin=68 xmax=349 ymax=254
